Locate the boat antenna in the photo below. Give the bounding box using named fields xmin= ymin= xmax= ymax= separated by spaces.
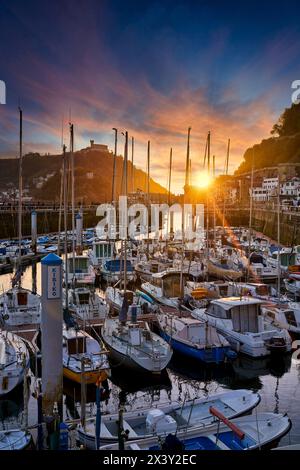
xmin=17 ymin=106 xmax=23 ymax=286
xmin=112 ymin=128 xmax=118 ymax=203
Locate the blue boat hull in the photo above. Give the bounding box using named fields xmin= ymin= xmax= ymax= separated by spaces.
xmin=160 ymin=330 xmax=231 ymax=364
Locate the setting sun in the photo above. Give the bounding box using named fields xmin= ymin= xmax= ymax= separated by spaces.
xmin=196 ymin=171 xmax=213 ymax=188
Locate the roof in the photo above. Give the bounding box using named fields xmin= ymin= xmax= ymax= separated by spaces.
xmin=152 ymin=269 xmax=186 ymax=278
xmin=212 ymin=297 xmax=263 ymax=310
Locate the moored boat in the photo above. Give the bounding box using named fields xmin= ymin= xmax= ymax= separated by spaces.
xmin=63 ymin=327 xmax=110 ymax=384
xmin=77 ymin=389 xmax=260 ymax=447
xmin=157 ymin=306 xmax=236 ymax=364
xmin=192 ymin=297 xmax=292 ymax=358
xmin=99 ymin=412 xmax=291 ymax=450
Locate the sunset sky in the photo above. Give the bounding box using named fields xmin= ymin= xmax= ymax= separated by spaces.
xmin=0 ymin=0 xmax=300 ymax=192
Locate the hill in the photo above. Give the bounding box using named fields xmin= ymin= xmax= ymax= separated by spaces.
xmin=236 ymin=103 xmax=300 ymax=175
xmin=0 ymin=147 xmax=167 ymax=203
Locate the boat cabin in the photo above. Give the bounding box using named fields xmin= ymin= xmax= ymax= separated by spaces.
xmin=67 ymin=256 xmax=89 ymax=275
xmin=151 ymin=271 xmax=189 ymax=298
xmin=207 ymin=297 xmax=264 ymax=333
xmin=93 ymin=241 xmax=114 ymax=262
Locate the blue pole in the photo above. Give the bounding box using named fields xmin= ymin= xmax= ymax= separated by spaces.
xmin=95 ymin=385 xmax=101 ymax=450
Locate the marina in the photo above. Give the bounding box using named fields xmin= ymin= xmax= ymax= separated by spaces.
xmin=1 ymin=0 xmax=300 ymax=461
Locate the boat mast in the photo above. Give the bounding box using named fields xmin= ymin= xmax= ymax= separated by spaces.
xmin=206 ymin=131 xmax=211 ymax=258
xmin=222 ymin=138 xmax=230 ymax=232
xmin=183 ymin=127 xmax=191 ymax=243
xmin=147 ymin=140 xmax=150 ymax=259
xmin=131 ymin=136 xmax=134 ymax=193
xmin=70 ymin=123 xmax=75 ymax=283
xmin=123 ymin=131 xmax=128 ymax=293
xmin=112 ymin=128 xmax=118 ymax=203
xmin=213 ymin=155 xmax=216 ymax=250
xmin=57 ymin=118 xmax=65 ymax=257
xmin=166 ymin=147 xmax=172 ymax=246
xmin=63 ymin=144 xmax=69 ymax=308
xmin=18 ymin=106 xmax=23 ymax=282
xmin=247 ymin=147 xmax=255 ymax=281
xmin=277 ymin=168 xmax=281 ymax=298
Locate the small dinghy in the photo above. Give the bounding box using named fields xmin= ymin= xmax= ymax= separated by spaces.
xmin=77 ymin=389 xmax=260 ymax=448
xmin=0 ymin=429 xmax=32 ymax=450
xmin=100 ymin=411 xmax=291 ymax=451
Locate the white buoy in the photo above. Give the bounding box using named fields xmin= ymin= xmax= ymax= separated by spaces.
xmin=76 ymin=212 xmax=83 ymax=254
xmin=41 ymin=253 xmax=63 ymax=416
xmin=31 ymin=210 xmax=37 ymax=254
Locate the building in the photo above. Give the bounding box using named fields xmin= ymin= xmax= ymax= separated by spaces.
xmin=80 ymin=140 xmax=109 ymax=153
xmin=281 ymin=177 xmax=300 ymax=197
xmin=262 ymin=177 xmax=278 ymax=191
xmin=250 ymin=187 xmax=269 ymax=202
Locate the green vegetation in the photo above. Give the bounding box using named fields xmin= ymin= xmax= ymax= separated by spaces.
xmin=236 ymin=103 xmax=300 ymax=174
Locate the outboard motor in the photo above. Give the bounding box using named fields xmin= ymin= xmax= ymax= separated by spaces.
xmin=146 ymin=409 xmax=177 ymax=435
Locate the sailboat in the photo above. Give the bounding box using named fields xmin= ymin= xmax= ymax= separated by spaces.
xmin=101 ymin=314 xmax=173 ymax=374
xmin=67 ymin=287 xmax=109 ymax=322
xmin=0 ymin=330 xmax=30 ymax=396
xmin=105 ymin=286 xmax=154 ymax=316
xmin=0 ymin=108 xmax=42 ymax=332
xmin=101 ymin=132 xmax=172 ymax=374
xmin=63 ymin=327 xmax=110 ymax=384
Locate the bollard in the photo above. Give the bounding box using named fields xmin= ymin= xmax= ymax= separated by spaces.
xmin=31 ymin=210 xmax=37 ymax=255
xmin=41 ymin=253 xmax=63 ymax=419
xmin=76 ymin=212 xmax=83 ymax=255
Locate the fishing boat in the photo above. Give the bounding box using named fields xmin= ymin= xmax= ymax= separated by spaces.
xmin=100 ymin=258 xmax=135 ymax=284
xmin=77 ymin=389 xmax=260 ymax=447
xmin=89 ymin=240 xmax=115 ymax=269
xmin=65 ymin=255 xmax=95 ymax=286
xmin=67 ymin=287 xmax=109 ymax=322
xmin=141 ymin=270 xmax=189 ymax=308
xmin=262 ymin=302 xmax=300 ymax=339
xmin=248 ymin=252 xmax=279 ymax=282
xmin=157 ymin=306 xmax=235 ymax=364
xmin=63 ymin=327 xmax=110 ymax=384
xmin=207 ymin=259 xmax=243 ymax=281
xmin=99 ymin=412 xmax=291 ymax=451
xmin=0 ymin=429 xmax=32 ymax=450
xmin=284 ymin=273 xmax=300 ymax=298
xmin=0 ymin=287 xmax=41 ymax=329
xmin=134 ymin=259 xmax=172 ymax=282
xmin=101 ymin=313 xmax=172 ymax=374
xmin=105 ymin=287 xmax=154 ymax=316
xmin=0 ymin=330 xmax=29 ymax=396
xmin=192 ymin=297 xmax=292 ymax=357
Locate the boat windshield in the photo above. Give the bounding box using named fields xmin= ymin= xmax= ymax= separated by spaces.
xmin=96 ymin=243 xmax=113 ymax=258
xmin=78 ymin=293 xmax=90 ymax=305
xmin=68 ymin=258 xmax=89 ymax=273
xmin=67 ymin=336 xmax=86 ymax=355
xmin=163 ymin=274 xmax=182 ymax=297
xmin=17 ymin=291 xmax=28 ymax=306
xmin=285 ymin=310 xmax=297 ymax=327
xmin=256 ymin=285 xmax=269 ymax=296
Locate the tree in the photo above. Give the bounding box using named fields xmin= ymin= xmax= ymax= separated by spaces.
xmin=271 ymin=103 xmax=300 ymax=137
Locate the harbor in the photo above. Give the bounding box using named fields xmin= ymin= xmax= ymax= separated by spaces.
xmin=1 ymin=0 xmax=300 ymax=461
